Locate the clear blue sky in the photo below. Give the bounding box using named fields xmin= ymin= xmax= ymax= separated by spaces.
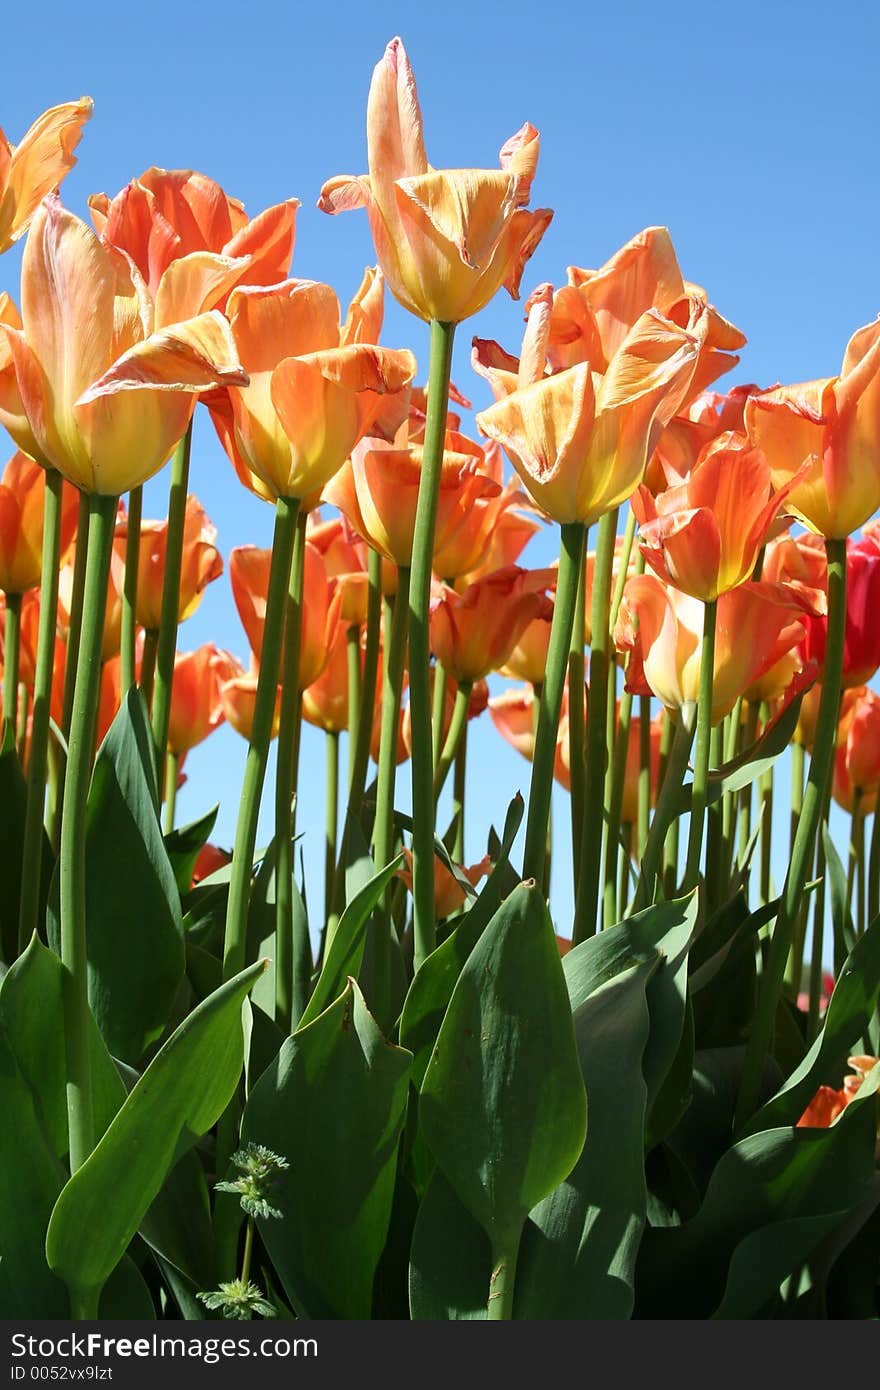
xmin=3 ymin=0 xmax=878 ymax=937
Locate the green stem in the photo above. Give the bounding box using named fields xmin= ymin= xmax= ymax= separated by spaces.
xmin=609 ymin=505 xmax=637 ymax=632
xmin=222 ymin=496 xmax=299 ymax=985
xmin=346 ymin=624 xmax=361 ymax=791
xmin=632 ymin=709 xmax=696 ymax=913
xmin=431 ymin=658 xmax=448 ymax=770
xmin=573 ymin=509 xmax=618 ymax=942
xmin=567 ymin=536 xmax=587 ymax=902
xmin=16 ymin=682 xmax=28 ymax=760
xmin=808 ymin=822 xmax=828 ymax=1043
xmin=452 ymin=721 xmax=467 ymax=864
xmin=274 ymin=509 xmax=307 ymax=1036
xmin=843 ymin=789 xmax=862 ymax=935
xmin=2 ymin=589 xmax=21 ymax=735
xmin=603 ymin=684 xmax=634 ymax=930
xmin=433 ymin=680 xmax=471 ymax=802
xmin=683 ymin=599 xmax=717 ymax=893
xmin=487 ymin=1227 xmax=523 ymax=1321
xmin=240 ymin=1216 xmax=255 ymax=1286
xmin=619 ymin=822 xmax=633 ymax=918
xmin=150 ymin=424 xmax=192 ymax=793
xmin=140 ymin=628 xmax=158 ymax=708
xmin=758 ymin=704 xmax=774 ymax=905
xmin=163 ymin=752 xmax=179 ymax=835
xmin=60 ymin=492 xmax=117 ymax=1173
xmin=737 ymin=701 xmax=760 ymax=870
xmin=18 ymin=469 xmax=63 ymax=953
xmin=408 ymin=319 xmax=456 ymax=973
xmin=120 ymin=485 xmax=142 ymax=693
xmin=737 ymin=537 xmax=847 ymax=1128
xmin=785 ymin=740 xmax=808 ymax=992
xmin=638 ymin=694 xmax=652 ymax=863
xmin=523 ymin=522 xmax=585 ymax=888
xmin=61 ymin=492 xmax=90 ymax=743
xmin=325 ymin=731 xmax=339 ymax=928
xmin=868 ymin=805 xmax=880 ymax=931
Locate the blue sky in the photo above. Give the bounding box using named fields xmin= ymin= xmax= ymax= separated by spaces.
xmin=3 ymin=0 xmax=878 ymax=936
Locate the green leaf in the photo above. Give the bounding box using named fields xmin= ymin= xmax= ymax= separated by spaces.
xmin=823 ymin=824 xmax=857 ymax=974
xmin=744 ymin=913 xmax=880 ymax=1136
xmin=674 ymin=693 xmax=805 ymax=817
xmin=164 ymin=805 xmax=219 ymax=896
xmin=419 ymin=881 xmax=587 ymax=1250
xmin=399 ymin=793 xmax=524 ymax=1088
xmin=243 ymin=977 xmax=412 ymax=1319
xmin=0 ymin=723 xmax=46 ymax=965
xmin=635 ymin=1066 xmax=880 ymax=1318
xmin=46 ymin=958 xmax=265 ymax=1305
xmin=516 ymin=954 xmax=659 ymax=1318
xmin=47 ymin=690 xmax=185 ymax=1065
xmin=297 ymin=855 xmax=404 ymax=1031
xmin=408 ymin=1169 xmax=491 ymax=1320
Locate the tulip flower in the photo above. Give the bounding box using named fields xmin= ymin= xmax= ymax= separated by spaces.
xmin=118 ymin=494 xmax=222 ymax=632
xmin=0 ymin=293 xmax=46 ymax=466
xmin=832 ymin=686 xmax=880 ymax=815
xmin=306 ymin=513 xmax=370 ymax=625
xmin=430 ymin=567 xmax=554 ymax=686
xmin=398 ymin=849 xmax=491 ymax=920
xmin=488 ymin=685 xmax=537 ymax=763
xmin=501 ymin=604 xmax=554 ymax=686
xmin=632 ymin=431 xmax=804 ymax=601
xmin=745 ymin=318 xmax=880 ymax=539
xmin=229 ymin=541 xmax=341 ymax=691
xmin=191 ymin=843 xmax=233 ymax=887
xmin=615 ymin=574 xmax=815 ymax=725
xmin=402 ymin=671 xmax=489 ymax=758
xmin=0 ymin=451 xmax=78 ymax=595
xmin=461 ymin=499 xmax=541 ymax=582
xmin=166 ymin=645 xmax=237 ymax=758
xmin=301 ymin=619 xmax=350 ymax=736
xmin=318 ymin=38 xmax=551 ymax=325
xmin=58 ymin=520 xmax=127 ymax=663
xmin=0 ymin=98 xmax=92 ymax=254
xmin=219 ymin=655 xmax=281 ymax=742
xmin=89 ymin=166 xmax=298 ymax=305
xmin=798 ymin=1056 xmax=880 ymax=1129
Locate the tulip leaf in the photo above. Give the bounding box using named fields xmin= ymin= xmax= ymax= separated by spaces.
xmin=399 ymin=793 xmax=524 ymax=1087
xmin=515 ymin=953 xmax=659 ymax=1318
xmin=823 ymin=823 xmax=857 ymax=974
xmin=674 ymin=694 xmax=804 ymax=818
xmin=243 ymin=977 xmax=412 ymax=1319
xmin=46 ymin=690 xmax=185 ymax=1065
xmin=46 ymin=958 xmax=265 ymax=1306
xmin=296 ymin=854 xmax=404 ymax=1031
xmin=635 ymin=1068 xmax=880 ymax=1317
xmin=0 ymin=724 xmax=48 ymax=966
xmin=419 ymin=881 xmax=587 ymax=1255
xmin=743 ymin=912 xmax=880 ymax=1136
xmin=163 ymin=805 xmax=219 ymax=896
xmin=408 ymin=1169 xmax=491 ymax=1320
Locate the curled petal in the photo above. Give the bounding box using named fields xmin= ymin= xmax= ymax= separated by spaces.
xmin=0 ymin=98 xmax=93 ymax=251
xmin=79 ymin=310 xmax=248 ymax=400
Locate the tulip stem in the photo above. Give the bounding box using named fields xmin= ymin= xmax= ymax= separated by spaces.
xmin=452 ymin=723 xmax=467 ymax=864
xmin=433 ymin=680 xmax=472 ymax=802
xmin=408 ymin=318 xmax=456 ymax=973
xmin=222 ymin=495 xmax=299 ymax=985
xmin=736 ymin=537 xmax=847 ymax=1129
xmin=632 ymin=709 xmax=695 ymax=913
xmin=47 ymin=492 xmax=90 ymax=857
xmin=61 ymin=491 xmax=117 ymax=1173
xmin=609 ymin=505 xmax=637 ymax=632
xmin=843 ymin=789 xmax=862 ymax=935
xmin=325 ymin=731 xmax=339 ymax=929
xmin=346 ymin=624 xmax=361 ymax=791
xmin=604 ymin=685 xmax=634 ymax=930
xmin=121 ymin=485 xmax=142 ymax=693
xmin=807 ymin=801 xmax=829 ymax=1043
xmin=705 ymin=722 xmax=724 ymax=915
xmin=163 ymin=753 xmax=179 ymax=835
xmin=573 ymin=509 xmax=618 ymax=942
xmin=140 ymin=628 xmax=158 ymax=707
xmin=150 ymin=423 xmax=193 ymax=796
xmin=16 ymin=684 xmax=28 ymax=760
xmin=275 ymin=509 xmax=307 ymax=1036
xmin=638 ymin=694 xmax=652 ymax=861
xmin=568 ymin=536 xmax=587 ymax=903
xmin=431 ymin=659 xmax=448 ymax=770
xmin=868 ymin=806 xmax=880 ymax=933
xmin=523 ymin=523 xmax=585 ymax=891
xmin=487 ymin=1226 xmax=522 ymax=1321
xmin=2 ymin=589 xmax=21 ymax=736
xmin=18 ymin=469 xmax=64 ymax=953
xmin=683 ymin=598 xmax=717 ymax=894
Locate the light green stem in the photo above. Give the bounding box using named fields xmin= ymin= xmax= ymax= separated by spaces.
xmin=567 ymin=536 xmax=587 ymax=901
xmin=452 ymin=721 xmax=467 ymax=864
xmin=18 ymin=469 xmax=63 ymax=953
xmin=325 ymin=731 xmax=339 ymax=928
xmin=120 ymin=485 xmax=142 ymax=693
xmin=737 ymin=537 xmax=847 ymax=1128
xmin=683 ymin=599 xmax=717 ymax=892
xmin=632 ymin=709 xmax=696 ymax=913
xmin=408 ymin=319 xmax=456 ymax=973
xmin=431 ymin=658 xmax=448 ymax=770
xmin=274 ymin=509 xmax=307 ymax=1036
xmin=163 ymin=752 xmax=178 ymax=835
xmin=2 ymin=589 xmax=21 ymax=735
xmin=150 ymin=424 xmax=192 ymax=793
xmin=603 ymin=684 xmax=634 ymax=929
xmin=61 ymin=492 xmax=117 ymax=1174
xmin=487 ymin=1227 xmax=523 ymax=1320
xmin=433 ymin=680 xmax=471 ymax=802
xmin=346 ymin=623 xmax=361 ymax=791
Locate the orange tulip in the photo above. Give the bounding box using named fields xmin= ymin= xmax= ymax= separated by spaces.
xmin=229 ymin=541 xmax=341 ymax=690
xmin=745 ymin=319 xmax=880 ymax=538
xmin=501 ymin=605 xmax=554 ymax=686
xmin=370 ymin=668 xmax=408 ymax=767
xmin=633 ymin=431 xmax=804 ymax=601
xmin=522 ymin=226 xmax=745 ymax=403
xmin=318 ymin=37 xmax=551 ymax=324
xmin=301 ymin=619 xmax=350 ymax=735
xmin=212 ymin=275 xmax=415 ymax=503
xmin=474 ymin=291 xmax=700 ymax=526
xmin=0 ymin=98 xmax=92 ymax=254
xmin=166 ymin=645 xmax=238 ymax=757
xmin=305 ymin=512 xmax=370 ymax=625
xmin=398 ymin=848 xmax=491 ymax=919
xmin=402 ymin=670 xmax=488 ymax=757
xmin=58 ymin=517 xmax=127 ymax=661
xmin=798 ymin=1055 xmax=880 ymax=1129
xmin=1 ymin=198 xmax=247 ymax=494
xmin=0 ymin=589 xmax=38 ymax=698
xmin=0 ymin=292 xmax=47 ymax=466
xmin=122 ymin=493 xmax=222 ymax=631
xmin=432 ymin=444 xmax=531 ymax=582
xmin=191 ymin=843 xmax=233 ymax=886
xmin=832 ymin=686 xmax=880 ymax=815
xmin=430 ymin=567 xmax=553 ymax=684
xmin=219 ymin=653 xmax=281 ymax=742
xmin=0 ymin=451 xmax=78 ymax=594
xmin=89 ymin=167 xmax=298 ymax=305
xmin=325 ymin=425 xmax=498 ymax=569
xmin=488 ymin=684 xmax=537 ymax=763
xmin=615 ymin=574 xmax=816 ymax=725
xmin=618 ymin=709 xmax=664 ymax=826
xmin=461 ymin=500 xmax=541 ymax=582
xmin=583 ymin=535 xmax=638 ymax=645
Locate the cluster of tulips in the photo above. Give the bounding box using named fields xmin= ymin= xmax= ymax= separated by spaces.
xmin=1 ymin=37 xmax=879 ymax=1325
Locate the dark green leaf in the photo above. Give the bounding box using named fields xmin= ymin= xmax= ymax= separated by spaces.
xmin=163 ymin=805 xmax=219 ymax=897
xmin=408 ymin=1169 xmax=491 ymax=1320
xmin=243 ymin=977 xmax=412 ymax=1319
xmin=420 ymin=881 xmax=587 ymax=1251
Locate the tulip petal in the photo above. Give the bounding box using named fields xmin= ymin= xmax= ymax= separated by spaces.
xmin=78 ymin=310 xmax=248 ymax=400
xmin=154 ymin=251 xmax=254 ymax=328
xmin=222 ymin=198 xmax=299 ymax=286
xmin=227 ymin=279 xmax=341 ymax=371
xmin=367 ymin=37 xmax=428 ymax=193
xmin=341 ymin=266 xmax=384 ymax=347
xmin=0 ymin=98 xmax=93 ymax=250
xmin=317 ymin=173 xmax=373 ymax=215
xmin=395 ymin=169 xmax=519 ymax=270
